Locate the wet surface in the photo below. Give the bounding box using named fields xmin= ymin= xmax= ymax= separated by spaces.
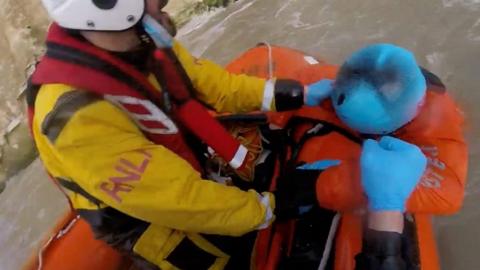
xmin=0 ymin=160 xmax=67 ymax=270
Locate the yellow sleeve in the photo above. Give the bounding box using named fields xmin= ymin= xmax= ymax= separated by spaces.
xmin=38 ymin=92 xmax=269 ymax=236
xmin=172 ymin=41 xmax=273 ymax=113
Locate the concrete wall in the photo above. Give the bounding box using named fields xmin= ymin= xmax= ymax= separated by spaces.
xmin=0 ymin=0 xmax=49 ymax=184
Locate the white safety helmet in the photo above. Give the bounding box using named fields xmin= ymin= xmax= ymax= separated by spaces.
xmin=41 ymin=0 xmax=145 ymax=31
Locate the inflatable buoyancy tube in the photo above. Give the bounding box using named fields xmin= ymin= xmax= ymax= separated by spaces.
xmin=23 ymin=211 xmax=129 ymax=270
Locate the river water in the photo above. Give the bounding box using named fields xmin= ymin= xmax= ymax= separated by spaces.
xmin=1 ymin=0 xmax=479 ymax=269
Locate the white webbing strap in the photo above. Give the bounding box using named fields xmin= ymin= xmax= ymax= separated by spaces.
xmin=318 ymin=213 xmax=342 ymax=270
xmin=262 ymin=79 xmax=275 ymax=111
xmin=228 ymin=145 xmax=249 ymax=169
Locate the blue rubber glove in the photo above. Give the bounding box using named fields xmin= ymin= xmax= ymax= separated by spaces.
xmin=305 ymin=79 xmax=334 ymax=106
xmin=361 ymin=136 xmax=427 ymax=212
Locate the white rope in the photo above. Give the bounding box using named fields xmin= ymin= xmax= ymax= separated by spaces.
xmin=36 ymin=236 xmax=54 ymax=270
xmin=318 ymin=213 xmax=341 ymax=270
xmin=257 ymin=42 xmax=274 ymax=80
xmin=37 ymin=215 xmax=81 ymax=270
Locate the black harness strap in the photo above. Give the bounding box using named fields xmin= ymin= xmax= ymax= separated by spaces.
xmin=420 ymin=67 xmax=446 ymax=92
xmin=26 ymin=79 xmax=41 ymax=108
xmin=216 ymin=113 xmax=268 ymax=123
xmin=56 ymin=178 xmax=103 ymax=206
xmin=286 ymin=116 xmax=363 ymax=166
xmin=149 ymin=48 xmax=216 ymax=111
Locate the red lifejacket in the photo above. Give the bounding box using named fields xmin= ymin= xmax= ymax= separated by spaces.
xmin=29 ymin=23 xmax=249 ymax=172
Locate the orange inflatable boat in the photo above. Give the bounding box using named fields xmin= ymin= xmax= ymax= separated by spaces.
xmin=25 ymin=44 xmax=466 ymax=270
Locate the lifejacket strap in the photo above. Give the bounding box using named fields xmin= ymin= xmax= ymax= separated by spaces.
xmin=56 ymin=178 xmax=103 ymax=206
xmin=229 ymin=145 xmax=249 ymax=170
xmin=262 ymin=79 xmax=275 ymax=111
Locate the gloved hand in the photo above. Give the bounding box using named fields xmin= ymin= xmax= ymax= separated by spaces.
xmin=256 ymin=192 xmax=275 ymax=230
xmin=274 ymin=160 xmax=340 ymax=221
xmin=361 ymin=136 xmax=427 ymax=212
xmin=305 ymin=79 xmax=334 ymax=106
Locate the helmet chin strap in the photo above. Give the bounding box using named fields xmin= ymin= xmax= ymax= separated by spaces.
xmin=134 ymin=22 xmax=155 ymax=47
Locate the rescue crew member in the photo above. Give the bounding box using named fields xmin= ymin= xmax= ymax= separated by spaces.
xmin=29 ymin=0 xmax=334 ymax=269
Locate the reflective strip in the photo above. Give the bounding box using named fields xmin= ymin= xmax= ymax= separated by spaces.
xmin=262 ymin=79 xmax=275 ymax=111
xmin=228 ymin=145 xmax=248 ymax=169
xmin=105 ymin=94 xmax=178 ymax=135
xmin=207 ymin=146 xmax=215 ymax=156
xmin=130 ymin=113 xmax=159 ymax=121
xmin=304 ymin=56 xmax=320 ymax=65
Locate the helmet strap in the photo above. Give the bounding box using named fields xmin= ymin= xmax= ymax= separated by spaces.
xmin=135 ymin=23 xmax=155 ymax=47
xmin=141 ymin=14 xmax=174 ymax=49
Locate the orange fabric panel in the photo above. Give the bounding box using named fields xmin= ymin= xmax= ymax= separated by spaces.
xmin=24 ymin=212 xmax=127 ymax=270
